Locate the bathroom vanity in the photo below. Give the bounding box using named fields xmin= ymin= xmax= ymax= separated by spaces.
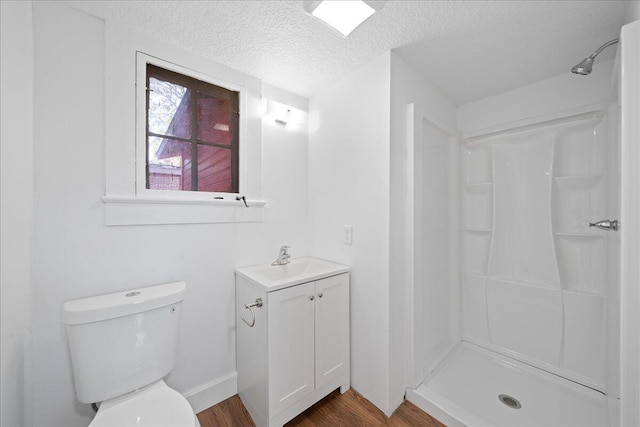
xmin=235 ymin=257 xmax=350 ymax=427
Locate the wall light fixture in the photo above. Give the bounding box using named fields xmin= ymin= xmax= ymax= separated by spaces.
xmin=263 ymin=99 xmax=307 ymax=131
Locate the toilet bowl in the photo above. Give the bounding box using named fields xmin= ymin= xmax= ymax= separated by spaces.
xmin=89 ymin=380 xmax=199 ymax=427
xmin=63 ymin=282 xmax=199 ymax=427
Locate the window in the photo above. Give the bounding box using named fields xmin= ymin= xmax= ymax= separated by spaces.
xmin=145 ymin=63 xmax=239 ymax=194
xmin=104 ymin=41 xmax=265 ymax=226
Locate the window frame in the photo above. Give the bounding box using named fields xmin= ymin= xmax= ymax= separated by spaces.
xmin=103 ymin=24 xmax=266 ymax=226
xmin=136 ymin=52 xmax=247 ymax=201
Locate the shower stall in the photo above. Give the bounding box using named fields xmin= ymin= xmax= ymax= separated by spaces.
xmin=405 ymin=22 xmax=639 ymax=427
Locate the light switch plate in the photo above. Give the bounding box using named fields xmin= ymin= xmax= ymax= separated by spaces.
xmin=343 ymin=225 xmax=353 ymax=245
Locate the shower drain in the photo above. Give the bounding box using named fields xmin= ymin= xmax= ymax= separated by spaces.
xmin=498 ymin=394 xmax=522 ymax=409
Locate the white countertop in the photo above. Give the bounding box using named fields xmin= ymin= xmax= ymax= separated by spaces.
xmin=235 ymin=256 xmax=350 ymax=292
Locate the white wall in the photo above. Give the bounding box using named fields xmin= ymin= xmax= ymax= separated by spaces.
xmin=626 ymin=1 xmax=640 ymax=23
xmin=457 ymin=60 xmax=614 ymax=134
xmin=619 ymin=18 xmax=640 ymax=427
xmin=1 ymin=2 xmax=34 ymax=426
xmin=308 ymin=53 xmax=392 ymax=414
xmin=26 ymin=2 xmax=309 ymax=425
xmin=388 ymin=52 xmax=457 ymax=412
xmin=307 ymin=50 xmax=457 ymax=416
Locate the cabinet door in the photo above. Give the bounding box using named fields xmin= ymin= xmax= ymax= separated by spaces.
xmin=315 ymin=273 xmax=350 ymax=389
xmin=268 ymin=281 xmax=315 ymax=415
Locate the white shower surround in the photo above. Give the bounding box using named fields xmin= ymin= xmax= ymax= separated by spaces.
xmin=405 ymin=29 xmax=637 ymax=423
xmin=408 ymin=114 xmax=617 ymax=426
xmin=461 ymin=113 xmax=612 ymax=392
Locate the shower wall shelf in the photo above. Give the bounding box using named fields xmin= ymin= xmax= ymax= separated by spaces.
xmin=463 ymin=182 xmax=492 ymax=189
xmin=562 ymin=288 xmax=606 ymax=297
xmin=462 ymin=233 xmax=491 ymax=275
xmin=554 ymin=174 xmax=603 ymax=191
xmin=462 ymin=145 xmax=492 ymax=185
xmin=554 ymin=232 xmax=604 ymax=240
xmin=463 ymin=272 xmax=486 ymax=279
xmin=490 ymin=276 xmax=558 ymax=290
xmin=463 ymin=183 xmax=492 ymax=231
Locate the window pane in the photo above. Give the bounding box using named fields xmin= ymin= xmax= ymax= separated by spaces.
xmin=145 ymin=63 xmax=240 ymax=194
xmin=148 ymin=78 xmax=191 ymax=139
xmin=197 ymin=145 xmax=232 ymax=192
xmin=148 ymin=136 xmax=192 ymax=191
xmin=197 ymin=92 xmax=232 ymax=145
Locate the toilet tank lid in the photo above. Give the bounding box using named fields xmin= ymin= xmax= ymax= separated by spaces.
xmin=63 ymin=281 xmax=186 ymax=325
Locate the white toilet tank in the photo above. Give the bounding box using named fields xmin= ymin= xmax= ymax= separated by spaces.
xmin=62 ymin=282 xmax=186 ymax=404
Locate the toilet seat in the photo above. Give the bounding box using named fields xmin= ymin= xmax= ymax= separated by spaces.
xmin=89 ymin=380 xmax=198 ymax=427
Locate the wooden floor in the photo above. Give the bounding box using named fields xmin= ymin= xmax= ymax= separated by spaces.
xmin=197 ymin=389 xmax=445 ymax=427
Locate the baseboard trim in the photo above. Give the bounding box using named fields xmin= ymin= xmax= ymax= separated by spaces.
xmin=184 ymin=371 xmax=237 ymax=414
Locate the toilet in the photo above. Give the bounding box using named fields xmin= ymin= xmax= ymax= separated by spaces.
xmin=62 ymin=281 xmax=200 ymax=427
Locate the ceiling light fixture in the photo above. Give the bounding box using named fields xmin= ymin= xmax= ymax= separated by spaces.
xmin=303 ymin=1 xmax=383 ymax=37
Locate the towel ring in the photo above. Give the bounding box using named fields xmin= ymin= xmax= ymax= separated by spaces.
xmin=240 ymin=298 xmax=263 ymax=327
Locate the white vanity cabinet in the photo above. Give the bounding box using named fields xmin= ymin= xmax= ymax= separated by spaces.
xmin=235 ymin=258 xmax=350 ymax=427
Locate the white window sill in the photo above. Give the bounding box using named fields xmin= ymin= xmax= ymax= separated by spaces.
xmin=102 ymin=195 xmax=266 ymax=226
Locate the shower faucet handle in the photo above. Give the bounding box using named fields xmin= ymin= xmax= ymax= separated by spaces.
xmin=589 ymin=219 xmax=619 ymax=231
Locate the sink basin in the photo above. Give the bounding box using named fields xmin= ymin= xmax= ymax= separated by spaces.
xmin=235 ymin=257 xmax=350 ymax=291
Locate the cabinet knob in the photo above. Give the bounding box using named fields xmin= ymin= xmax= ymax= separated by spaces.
xmin=309 ymin=295 xmax=315 ymax=301
xmin=318 ymin=292 xmax=323 ymax=298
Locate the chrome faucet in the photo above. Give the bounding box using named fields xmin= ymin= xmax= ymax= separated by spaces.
xmin=271 ymin=245 xmax=291 ymax=266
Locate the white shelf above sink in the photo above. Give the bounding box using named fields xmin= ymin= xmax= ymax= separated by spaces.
xmin=234 ymin=257 xmax=350 ymax=292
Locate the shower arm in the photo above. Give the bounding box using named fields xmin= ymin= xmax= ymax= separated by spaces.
xmin=588 ymin=38 xmax=620 ymax=59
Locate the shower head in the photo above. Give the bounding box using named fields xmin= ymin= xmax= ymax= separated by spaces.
xmin=571 ymin=57 xmax=595 ymax=75
xmin=571 ymin=38 xmax=619 ymax=75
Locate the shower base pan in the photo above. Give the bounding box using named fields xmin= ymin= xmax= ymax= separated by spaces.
xmin=406 ymin=342 xmax=614 ymax=427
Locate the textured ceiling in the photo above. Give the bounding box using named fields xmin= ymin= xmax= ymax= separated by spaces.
xmin=62 ymin=0 xmax=631 ymax=105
